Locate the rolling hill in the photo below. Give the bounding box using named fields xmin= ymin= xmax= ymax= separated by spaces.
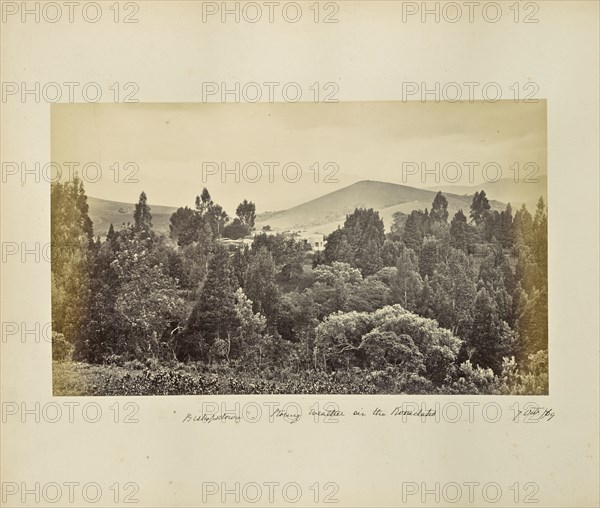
xmin=254 ymin=180 xmax=506 ymax=234
xmin=87 ymin=196 xmax=177 ymax=238
xmin=86 ymin=180 xmax=513 ymax=238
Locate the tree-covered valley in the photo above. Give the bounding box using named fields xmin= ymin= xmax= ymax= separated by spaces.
xmin=52 ymin=178 xmax=548 ymax=395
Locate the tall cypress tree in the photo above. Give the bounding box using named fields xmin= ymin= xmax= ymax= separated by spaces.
xmin=244 ymin=247 xmax=279 ymax=325
xmin=133 ymin=191 xmax=153 ymax=232
xmin=449 ymin=210 xmax=469 ymax=251
xmin=402 ymin=210 xmax=427 ymax=252
xmin=51 ymin=176 xmax=94 ymax=354
xmin=392 ymin=249 xmax=423 ymax=312
xmin=185 ymin=243 xmax=239 ymax=360
xmin=468 ymin=287 xmax=514 ymax=374
xmin=500 ymin=203 xmax=514 ymax=248
xmin=430 ymin=191 xmax=449 ymax=223
xmin=513 ymin=204 xmax=533 ymax=247
xmin=470 ymin=190 xmax=491 ymax=225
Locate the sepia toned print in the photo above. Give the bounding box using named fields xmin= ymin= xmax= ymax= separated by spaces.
xmin=51 ymin=101 xmax=547 ymax=396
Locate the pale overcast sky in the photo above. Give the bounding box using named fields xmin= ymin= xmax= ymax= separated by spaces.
xmin=52 ymin=101 xmax=546 ymax=213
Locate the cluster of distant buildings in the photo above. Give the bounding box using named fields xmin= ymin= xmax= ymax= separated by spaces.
xmin=287 ymin=230 xmax=326 ymax=252
xmin=220 ymin=228 xmax=326 ymax=252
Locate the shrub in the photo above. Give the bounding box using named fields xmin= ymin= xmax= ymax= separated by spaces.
xmin=316 ymin=304 xmax=463 ymax=385
xmin=450 ymin=360 xmax=498 ymax=394
xmin=495 ymin=351 xmax=548 ymax=395
xmin=52 ymin=332 xmax=74 ymax=362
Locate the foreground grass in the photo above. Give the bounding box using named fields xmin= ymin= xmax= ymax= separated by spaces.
xmin=53 ymin=361 xmax=134 ymax=396
xmin=52 ymin=360 xmax=438 ymax=396
xmin=53 ymin=358 xmax=547 ymax=396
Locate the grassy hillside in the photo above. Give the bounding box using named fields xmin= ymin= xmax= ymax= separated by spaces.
xmin=87 ymin=196 xmax=177 ymax=237
xmin=87 ymin=180 xmax=508 ymax=237
xmin=255 ymin=180 xmax=505 ymax=234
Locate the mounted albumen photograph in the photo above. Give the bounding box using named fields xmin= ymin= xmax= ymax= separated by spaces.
xmin=51 ymin=101 xmax=547 ymax=396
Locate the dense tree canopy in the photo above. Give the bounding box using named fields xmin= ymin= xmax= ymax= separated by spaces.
xmin=236 ymin=199 xmax=256 ymax=230
xmin=52 ymin=182 xmax=548 ymax=395
xmin=323 ymin=208 xmax=385 ymax=276
xmin=430 ymin=191 xmax=449 ymax=223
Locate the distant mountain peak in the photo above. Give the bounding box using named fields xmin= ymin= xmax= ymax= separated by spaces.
xmin=255 ymin=180 xmax=505 ymax=234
